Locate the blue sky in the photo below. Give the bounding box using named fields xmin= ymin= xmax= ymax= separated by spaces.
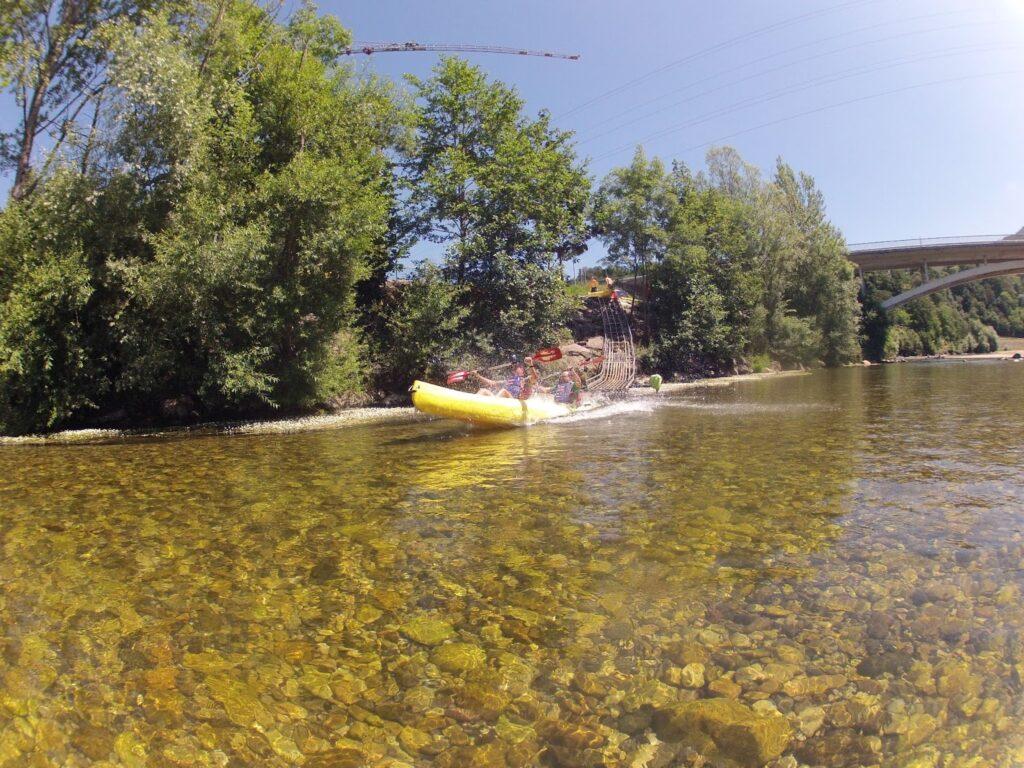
xmin=330 ymin=0 xmax=1024 ymax=249
xmin=3 ymin=0 xmax=1023 ymax=258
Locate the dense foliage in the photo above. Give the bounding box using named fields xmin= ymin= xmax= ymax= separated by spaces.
xmin=594 ymin=147 xmax=863 ymax=375
xmin=0 ymin=3 xmax=591 ymax=433
xmin=1 ymin=1 xmax=1020 ymax=435
xmin=862 ymin=271 xmax=1008 ymax=359
xmin=401 ymin=57 xmax=588 ymax=353
xmin=1 ymin=0 xmax=165 ymax=199
xmin=1 ymin=1 xmax=400 ymax=433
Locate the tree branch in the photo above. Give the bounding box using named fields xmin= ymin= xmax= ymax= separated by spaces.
xmin=80 ymin=85 xmax=105 ymax=173
xmin=37 ymin=76 xmax=105 ymax=132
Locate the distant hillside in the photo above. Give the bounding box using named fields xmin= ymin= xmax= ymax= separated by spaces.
xmin=863 ymin=270 xmax=1024 ymax=358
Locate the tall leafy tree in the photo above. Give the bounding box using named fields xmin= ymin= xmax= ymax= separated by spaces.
xmin=650 ymin=175 xmax=760 ymax=373
xmin=110 ymin=2 xmax=399 ymax=412
xmin=403 ymin=57 xmax=589 ymax=352
xmin=774 ymin=160 xmax=861 ymax=366
xmin=0 ymin=0 xmax=164 ymax=200
xmin=0 ymin=1 xmax=403 ymax=434
xmin=701 ymin=146 xmax=800 ymax=356
xmin=0 ymin=172 xmax=102 ymax=433
xmin=591 ymin=146 xmax=677 ymax=336
xmin=616 ymin=146 xmax=865 ymax=373
xmin=366 ymin=262 xmax=467 ymax=391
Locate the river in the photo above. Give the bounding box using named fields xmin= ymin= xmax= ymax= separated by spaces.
xmin=1 ymin=363 xmax=1023 ymax=767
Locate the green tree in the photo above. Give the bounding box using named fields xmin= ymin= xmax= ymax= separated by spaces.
xmin=650 ymin=177 xmax=759 ymax=372
xmin=367 ymin=262 xmax=467 ymax=391
xmin=635 ymin=146 xmax=862 ymax=374
xmin=0 ymin=1 xmax=403 ymax=433
xmin=0 ymin=173 xmax=101 ymax=433
xmin=774 ymin=160 xmax=861 ymax=365
xmin=696 ymin=148 xmax=862 ymax=366
xmin=110 ymin=3 xmax=397 ymax=413
xmin=403 ymin=57 xmax=589 ymax=352
xmin=591 ymin=146 xmax=677 ymax=330
xmin=702 ymin=147 xmax=800 ymax=357
xmin=862 ymin=269 xmax=1006 ymax=359
xmin=0 ymin=0 xmax=166 ymax=200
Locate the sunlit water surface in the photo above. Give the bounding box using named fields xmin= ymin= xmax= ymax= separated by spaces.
xmin=2 ymin=364 xmax=1024 ymax=767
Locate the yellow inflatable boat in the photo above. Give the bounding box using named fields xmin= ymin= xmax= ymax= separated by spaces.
xmin=411 ymin=380 xmax=574 ymax=427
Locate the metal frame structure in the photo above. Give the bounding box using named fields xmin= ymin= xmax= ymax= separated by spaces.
xmin=584 ymin=295 xmax=636 ymax=391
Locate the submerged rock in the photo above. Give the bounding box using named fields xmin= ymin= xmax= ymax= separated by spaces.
xmin=796 ymin=729 xmax=882 ymax=767
xmin=856 ymin=651 xmax=913 ymax=678
xmin=305 ymin=747 xmax=368 ymax=768
xmin=621 ymin=679 xmax=679 ymax=712
xmin=536 ymin=717 xmax=607 ymax=764
xmin=652 ymin=698 xmax=792 ymax=766
xmin=664 ymin=663 xmax=705 ymax=689
xmin=782 ymin=673 xmax=846 ymax=697
xmin=796 ymin=705 xmax=826 ymax=737
xmin=71 ymin=724 xmax=115 ymax=761
xmin=708 ymin=676 xmax=742 ymax=699
xmin=398 ymin=725 xmax=432 ymax=754
xmin=438 ymin=740 xmax=508 ymax=768
xmin=400 ymin=616 xmax=456 ymax=646
xmin=454 ymin=682 xmax=511 ymax=721
xmin=432 ymin=643 xmax=486 ymax=674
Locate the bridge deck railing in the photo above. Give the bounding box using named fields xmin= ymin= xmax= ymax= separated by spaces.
xmin=847 ymin=235 xmax=1017 ymax=252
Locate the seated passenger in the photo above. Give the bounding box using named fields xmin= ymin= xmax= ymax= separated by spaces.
xmin=551 ymin=369 xmax=584 ymax=406
xmin=473 ymin=358 xmax=537 ymax=400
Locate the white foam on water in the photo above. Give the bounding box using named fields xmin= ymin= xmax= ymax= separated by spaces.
xmin=550 ymin=398 xmax=658 ymax=424
xmin=541 ymin=394 xmax=829 ymax=426
xmin=658 ymin=400 xmax=836 ymax=414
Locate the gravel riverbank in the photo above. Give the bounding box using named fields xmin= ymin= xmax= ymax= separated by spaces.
xmin=0 ymin=371 xmax=809 ymax=446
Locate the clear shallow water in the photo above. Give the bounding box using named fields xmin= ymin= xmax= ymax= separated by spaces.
xmin=1 ymin=364 xmax=1023 ymax=767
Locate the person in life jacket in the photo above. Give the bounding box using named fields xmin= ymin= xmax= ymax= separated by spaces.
xmin=550 ymin=369 xmax=584 ymax=407
xmin=473 ymin=357 xmax=538 ymax=400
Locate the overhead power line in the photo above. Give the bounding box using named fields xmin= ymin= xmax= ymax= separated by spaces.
xmin=588 ymin=42 xmax=1022 ymax=161
xmin=342 ymin=42 xmax=580 ymax=60
xmin=665 ymin=69 xmax=1024 ymax=161
xmin=557 ymin=0 xmax=882 ymax=118
xmin=576 ymin=15 xmax=990 ymax=143
xmin=572 ymin=8 xmax=975 ymax=136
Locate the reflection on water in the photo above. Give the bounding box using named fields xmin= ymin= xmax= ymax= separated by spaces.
xmin=1 ymin=364 xmax=1024 ymax=766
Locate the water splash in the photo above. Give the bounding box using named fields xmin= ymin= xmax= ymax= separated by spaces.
xmin=550 ymin=397 xmax=658 ymax=423
xmin=659 ymin=400 xmax=837 ymax=414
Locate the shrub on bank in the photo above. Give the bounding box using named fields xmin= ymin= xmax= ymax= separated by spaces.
xmin=749 ymin=353 xmax=772 ymax=374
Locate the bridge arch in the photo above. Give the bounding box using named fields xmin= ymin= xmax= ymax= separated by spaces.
xmin=880 ymin=260 xmax=1024 ymax=310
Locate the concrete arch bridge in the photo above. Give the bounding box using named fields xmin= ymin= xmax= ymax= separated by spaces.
xmin=847 ymin=229 xmax=1024 ymax=310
